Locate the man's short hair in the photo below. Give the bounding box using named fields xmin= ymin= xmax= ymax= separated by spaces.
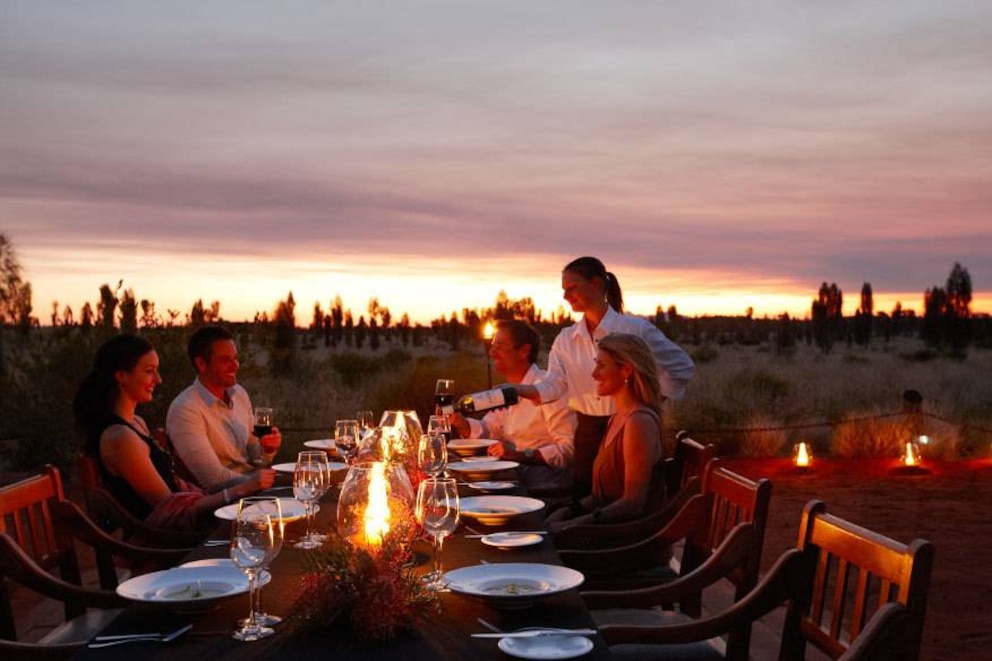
xmin=496 ymin=319 xmax=540 ymax=365
xmin=187 ymin=325 xmax=234 ymax=370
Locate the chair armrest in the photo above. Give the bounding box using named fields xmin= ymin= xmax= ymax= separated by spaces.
xmin=0 ymin=534 xmax=129 ymax=609
xmin=590 ymin=549 xmax=806 ymax=645
xmin=52 ymin=500 xmax=194 ymax=563
xmin=558 ymin=494 xmax=706 ymax=576
xmin=554 ymin=477 xmax=701 ymax=549
xmin=838 ymin=603 xmax=917 ymax=661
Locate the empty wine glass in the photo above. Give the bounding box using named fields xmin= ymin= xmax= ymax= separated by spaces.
xmin=418 ymin=433 xmax=448 ymax=478
xmin=356 ymin=410 xmax=375 ymax=435
xmin=415 ymin=476 xmax=459 ymax=591
xmin=293 ymin=451 xmax=329 ymax=549
xmin=230 ymin=500 xmax=278 ymax=641
xmin=335 ymin=419 xmax=360 ymax=464
xmin=236 ymin=497 xmax=283 ymax=628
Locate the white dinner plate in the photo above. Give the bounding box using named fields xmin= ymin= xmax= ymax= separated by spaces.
xmin=459 ymin=495 xmax=544 ymax=526
xmin=213 ymin=497 xmax=308 ymax=522
xmin=179 ymin=558 xmax=272 ymax=586
xmin=447 ymin=460 xmax=519 ymax=480
xmin=272 ymin=461 xmax=347 ymax=474
xmin=447 ymin=438 xmax=499 ymax=457
xmin=468 ymin=481 xmax=517 ymax=492
xmin=116 ymin=565 xmax=255 ymax=612
xmin=461 ymin=455 xmax=497 ymax=462
xmin=303 ymin=439 xmax=339 ymax=453
xmin=444 ymin=563 xmax=584 ymax=609
xmin=498 ymin=635 xmax=594 ymax=659
xmin=481 ymin=532 xmax=544 ymax=549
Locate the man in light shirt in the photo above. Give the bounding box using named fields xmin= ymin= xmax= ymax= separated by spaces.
xmin=449 ymin=319 xmax=576 ymax=492
xmin=166 ymin=325 xmax=280 ymax=491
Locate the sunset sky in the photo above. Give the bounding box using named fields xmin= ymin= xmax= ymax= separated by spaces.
xmin=2 ymin=1 xmax=990 ymax=324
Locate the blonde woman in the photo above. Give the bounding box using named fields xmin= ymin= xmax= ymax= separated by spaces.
xmin=548 ymin=333 xmax=665 ymax=533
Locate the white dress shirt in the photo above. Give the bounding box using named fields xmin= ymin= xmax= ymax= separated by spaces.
xmin=533 ymin=306 xmax=695 ymax=415
xmin=166 ymin=379 xmax=261 ymax=490
xmin=467 ymin=364 xmax=576 ymax=489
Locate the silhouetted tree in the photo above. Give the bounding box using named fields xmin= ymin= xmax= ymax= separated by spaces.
xmin=271 ymin=292 xmax=297 ymax=375
xmin=80 ymin=302 xmax=94 ymax=331
xmin=97 ymin=281 xmax=120 ymax=328
xmin=811 ymin=282 xmax=843 ymax=353
xmin=190 ymin=299 xmax=206 ymax=327
xmin=355 ymin=315 xmax=367 ymax=350
xmin=854 ymin=282 xmax=873 ymax=345
xmin=331 ymin=296 xmax=344 ymax=347
xmin=140 ymin=299 xmax=159 ymax=328
xmin=118 ymin=289 xmax=138 ymax=333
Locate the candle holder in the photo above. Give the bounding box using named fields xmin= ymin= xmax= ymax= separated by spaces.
xmin=337 ymin=461 xmax=415 ymax=552
xmin=792 ymin=442 xmax=813 ymax=473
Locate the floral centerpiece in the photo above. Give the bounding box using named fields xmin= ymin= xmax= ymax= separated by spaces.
xmin=291 ymin=527 xmax=439 ymax=641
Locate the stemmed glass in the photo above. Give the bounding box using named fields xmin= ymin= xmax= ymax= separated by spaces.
xmin=293 ymin=451 xmax=329 ymax=549
xmin=415 ymin=476 xmax=460 ymax=591
xmin=335 ymin=419 xmax=360 ymax=465
xmin=418 ymin=433 xmax=448 ymax=478
xmin=435 ymin=379 xmax=455 ymax=416
xmin=230 ymin=500 xmax=278 ymax=641
xmin=253 ymin=407 xmax=276 ymax=467
xmin=426 ymin=414 xmax=451 ymax=441
xmin=236 ymin=497 xmax=283 ymax=628
xmin=356 ymin=410 xmax=375 ymax=437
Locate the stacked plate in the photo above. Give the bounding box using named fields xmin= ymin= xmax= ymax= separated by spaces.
xmin=447 ymin=438 xmax=498 ymax=457
xmin=447 ymin=460 xmax=519 ymax=481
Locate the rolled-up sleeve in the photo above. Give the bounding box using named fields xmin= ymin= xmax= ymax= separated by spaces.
xmin=536 ymin=400 xmax=576 ymax=470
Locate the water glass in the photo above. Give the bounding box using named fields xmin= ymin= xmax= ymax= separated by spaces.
xmin=418 ymin=433 xmax=448 ymax=477
xmin=335 ymin=419 xmax=360 ymax=464
xmin=293 ymin=451 xmax=329 ymax=549
xmin=236 ymin=497 xmax=283 ymax=627
xmin=230 ymin=501 xmax=277 ymax=641
xmin=415 ymin=476 xmax=459 ymax=590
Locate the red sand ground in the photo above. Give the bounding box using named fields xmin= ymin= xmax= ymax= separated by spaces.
xmin=724 ymin=457 xmax=992 ymax=661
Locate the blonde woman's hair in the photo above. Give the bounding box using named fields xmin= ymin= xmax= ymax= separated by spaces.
xmin=597 ymin=333 xmax=664 ymax=418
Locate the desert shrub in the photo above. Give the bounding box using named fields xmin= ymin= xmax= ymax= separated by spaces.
xmin=737 ymin=414 xmax=788 ymax=457
xmin=691 ymin=345 xmax=719 ymax=364
xmin=831 ymin=410 xmax=911 ymax=458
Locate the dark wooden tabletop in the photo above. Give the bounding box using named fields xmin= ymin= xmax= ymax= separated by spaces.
xmin=73 ymin=472 xmax=612 ymax=660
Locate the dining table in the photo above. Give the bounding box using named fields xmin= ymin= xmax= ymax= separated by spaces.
xmin=73 ymin=462 xmax=613 ymax=660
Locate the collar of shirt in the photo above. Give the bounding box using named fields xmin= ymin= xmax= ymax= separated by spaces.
xmin=193 ymin=378 xmax=237 ymax=410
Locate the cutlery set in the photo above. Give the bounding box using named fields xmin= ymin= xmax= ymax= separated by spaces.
xmin=88 ymin=623 xmax=193 ymax=648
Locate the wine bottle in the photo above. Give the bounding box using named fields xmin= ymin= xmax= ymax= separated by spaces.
xmin=454 ymin=386 xmax=519 ymax=414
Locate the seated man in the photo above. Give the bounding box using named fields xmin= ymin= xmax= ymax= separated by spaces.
xmin=450 ymin=319 xmax=576 ymax=492
xmin=166 ymin=325 xmax=281 ymax=490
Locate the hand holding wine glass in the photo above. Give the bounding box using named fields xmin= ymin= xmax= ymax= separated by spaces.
xmin=415 ymin=476 xmax=459 ymax=591
xmin=230 ymin=501 xmax=277 ymax=641
xmin=253 ymin=407 xmax=280 ymax=467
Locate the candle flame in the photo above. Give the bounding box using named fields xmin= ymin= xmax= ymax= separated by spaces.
xmin=363 ymin=461 xmax=391 ymax=547
xmin=795 ymin=442 xmax=811 ymax=467
xmin=904 ymin=442 xmax=919 ymax=467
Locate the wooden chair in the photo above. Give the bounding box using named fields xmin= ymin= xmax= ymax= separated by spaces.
xmin=0 ymin=466 xmax=127 ymax=655
xmin=554 ymin=431 xmax=716 ymax=550
xmin=561 ymin=460 xmax=771 ymax=658
xmin=582 ymin=500 xmax=934 ymax=661
xmin=76 ymin=455 xmax=203 ymax=551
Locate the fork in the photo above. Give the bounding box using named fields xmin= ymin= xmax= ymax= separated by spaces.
xmin=88 ymin=624 xmax=192 ymax=647
xmin=476 ymin=617 xmax=595 ymax=637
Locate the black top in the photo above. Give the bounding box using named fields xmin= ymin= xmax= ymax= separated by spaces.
xmin=93 ymin=413 xmax=178 ymax=520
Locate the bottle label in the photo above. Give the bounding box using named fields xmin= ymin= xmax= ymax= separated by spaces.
xmin=473 ymin=388 xmax=506 ymax=411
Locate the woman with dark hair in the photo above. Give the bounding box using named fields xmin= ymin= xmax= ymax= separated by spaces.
xmin=73 ymin=334 xmax=273 ymax=531
xmin=547 ymin=333 xmax=666 ymax=531
xmin=514 ymin=256 xmax=694 ymax=497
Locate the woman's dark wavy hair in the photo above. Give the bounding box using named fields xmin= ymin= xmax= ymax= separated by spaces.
xmin=563 ymin=256 xmax=624 ymax=313
xmin=72 ymin=333 xmax=155 ymax=456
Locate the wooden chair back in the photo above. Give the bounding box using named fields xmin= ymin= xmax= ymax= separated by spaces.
xmin=0 ymin=466 xmax=82 ymax=639
xmin=783 ymin=500 xmax=935 ymax=660
xmin=667 ymin=430 xmax=715 ymax=500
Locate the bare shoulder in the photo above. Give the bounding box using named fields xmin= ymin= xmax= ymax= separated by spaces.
xmin=100 ymin=424 xmax=149 ymax=455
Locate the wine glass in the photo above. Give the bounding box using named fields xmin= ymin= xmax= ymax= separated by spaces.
xmin=435 ymin=379 xmax=455 ymax=416
xmin=415 ymin=476 xmax=459 ymax=591
xmin=418 ymin=433 xmax=448 ymax=478
xmin=356 ymin=410 xmax=375 ymax=436
xmin=426 ymin=414 xmax=451 ymax=439
xmin=335 ymin=419 xmax=360 ymax=465
xmin=230 ymin=500 xmax=277 ymax=641
xmin=293 ymin=451 xmax=329 ymax=549
xmin=236 ymin=497 xmax=283 ymax=628
xmin=253 ymin=407 xmax=276 ymax=467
